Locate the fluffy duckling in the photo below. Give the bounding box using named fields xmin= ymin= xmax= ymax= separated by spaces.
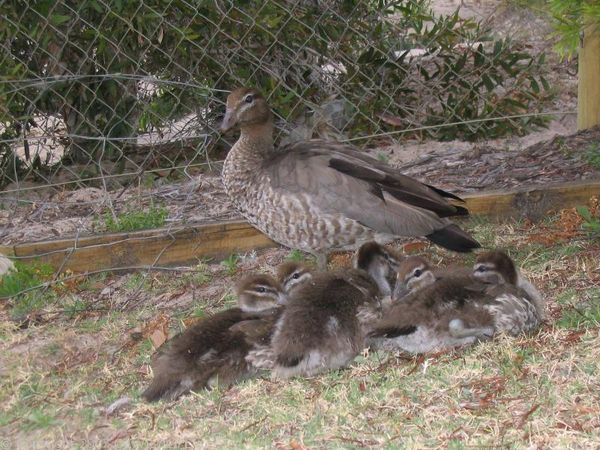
xmin=473 ymin=250 xmax=544 ymax=319
xmin=353 ymin=241 xmax=404 ymax=297
xmin=142 ymin=274 xmax=284 ymax=402
xmin=221 ymin=88 xmax=480 ymax=268
xmin=369 ymin=253 xmax=543 ymax=353
xmin=392 ymin=255 xmax=470 ymax=300
xmin=276 ymin=261 xmax=313 ymax=297
xmin=250 ymin=269 xmax=380 ymax=378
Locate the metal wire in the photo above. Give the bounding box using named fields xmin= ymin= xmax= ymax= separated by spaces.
xmin=0 ymin=0 xmax=574 ymax=301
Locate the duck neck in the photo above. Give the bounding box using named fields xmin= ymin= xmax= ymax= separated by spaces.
xmin=223 ymin=120 xmax=275 ymax=195
xmin=237 ymin=121 xmax=275 ymax=159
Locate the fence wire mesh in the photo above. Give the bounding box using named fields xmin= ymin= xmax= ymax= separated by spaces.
xmin=0 ymin=0 xmax=578 ymax=302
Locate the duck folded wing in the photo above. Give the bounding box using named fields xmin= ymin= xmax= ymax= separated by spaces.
xmin=266 ymin=141 xmax=469 ymax=237
xmin=229 ymin=315 xmax=279 ymax=347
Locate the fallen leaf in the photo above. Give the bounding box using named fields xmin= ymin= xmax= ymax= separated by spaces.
xmin=141 ymin=313 xmax=170 ymax=349
xmin=514 ymin=403 xmax=540 ymax=429
xmin=403 ymin=241 xmax=429 ymax=253
xmin=290 ymin=439 xmax=307 ymax=450
xmin=149 ymin=328 xmax=168 ymax=348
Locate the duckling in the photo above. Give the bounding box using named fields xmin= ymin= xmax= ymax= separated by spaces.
xmin=392 ymin=255 xmax=470 ymax=300
xmin=220 ymin=88 xmax=480 ymax=268
xmin=473 ymin=250 xmax=544 ymax=319
xmin=368 ymin=276 xmax=506 ymax=353
xmin=250 ymin=269 xmax=380 ymax=378
xmin=369 ymin=255 xmax=542 ymax=353
xmin=353 ymin=241 xmax=404 ymax=297
xmin=142 ymin=274 xmax=284 ymax=402
xmin=276 ymin=261 xmax=313 ymax=297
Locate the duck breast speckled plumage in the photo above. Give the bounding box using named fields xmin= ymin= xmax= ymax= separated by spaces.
xmin=221 ymin=88 xmax=480 ymax=267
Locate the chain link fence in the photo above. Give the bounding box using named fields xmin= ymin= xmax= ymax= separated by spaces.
xmin=0 ymin=0 xmax=577 ymax=301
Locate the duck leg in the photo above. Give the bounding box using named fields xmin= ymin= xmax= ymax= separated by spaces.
xmin=448 ymin=319 xmax=494 ymax=340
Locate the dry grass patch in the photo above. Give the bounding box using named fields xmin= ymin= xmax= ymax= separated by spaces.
xmin=1 ymin=212 xmax=599 ymax=448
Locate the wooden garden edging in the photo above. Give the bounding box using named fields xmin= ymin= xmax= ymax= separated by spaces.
xmin=0 ymin=180 xmax=599 ymax=273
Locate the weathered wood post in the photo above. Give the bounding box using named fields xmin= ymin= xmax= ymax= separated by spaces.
xmin=578 ymin=18 xmax=600 ymax=130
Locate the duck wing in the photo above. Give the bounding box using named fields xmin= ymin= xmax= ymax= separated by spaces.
xmin=266 ymin=140 xmax=479 ymax=250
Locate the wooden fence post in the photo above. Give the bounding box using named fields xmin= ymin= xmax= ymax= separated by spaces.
xmin=578 ymin=18 xmax=600 ymax=130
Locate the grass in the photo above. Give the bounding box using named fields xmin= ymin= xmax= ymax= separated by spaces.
xmin=577 ymin=205 xmax=600 ymax=233
xmin=0 ymin=261 xmax=54 ymax=299
xmin=221 ymin=253 xmax=240 ymax=275
xmin=0 ymin=214 xmax=599 ymax=448
xmin=101 ymin=204 xmax=168 ymax=232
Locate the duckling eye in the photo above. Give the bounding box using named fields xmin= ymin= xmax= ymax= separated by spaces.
xmin=244 ymin=94 xmax=254 ymax=104
xmin=292 ymin=272 xmax=300 ymax=279
xmin=413 ymin=269 xmax=422 ymax=278
xmin=256 ymin=286 xmax=266 ymax=293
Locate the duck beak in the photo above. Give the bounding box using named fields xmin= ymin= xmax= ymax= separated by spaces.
xmin=277 ymin=293 xmax=288 ymax=305
xmin=392 ymin=282 xmax=409 ymax=301
xmin=220 ymin=109 xmax=237 ymax=133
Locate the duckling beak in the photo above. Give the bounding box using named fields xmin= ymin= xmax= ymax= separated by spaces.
xmin=220 ymin=109 xmax=237 ymax=133
xmin=392 ymin=282 xmax=409 ymax=301
xmin=277 ymin=292 xmax=288 ymax=305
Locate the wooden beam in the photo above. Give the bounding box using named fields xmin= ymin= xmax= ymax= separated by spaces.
xmin=462 ymin=179 xmax=600 ymax=221
xmin=1 ymin=180 xmax=598 ymax=273
xmin=6 ymin=221 xmax=275 ymax=273
xmin=578 ymin=18 xmax=600 ymax=130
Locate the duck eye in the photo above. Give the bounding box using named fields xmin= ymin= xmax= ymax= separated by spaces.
xmin=256 ymin=286 xmax=266 ymax=293
xmin=476 ymin=266 xmax=487 ymax=272
xmin=244 ymin=94 xmax=254 ymax=104
xmin=413 ymin=269 xmax=422 ymax=277
xmin=292 ymin=272 xmax=300 ymax=279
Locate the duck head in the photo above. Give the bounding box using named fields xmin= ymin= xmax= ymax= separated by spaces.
xmin=472 ymin=250 xmax=518 ymax=285
xmin=235 ymin=274 xmax=286 ymax=312
xmin=353 ymin=242 xmax=403 ymax=297
xmin=393 ymin=255 xmax=436 ymax=300
xmin=276 ymin=261 xmax=313 ymax=299
xmin=220 ymin=87 xmax=272 ymax=133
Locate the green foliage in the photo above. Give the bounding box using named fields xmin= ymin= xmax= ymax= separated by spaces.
xmin=585 ymin=142 xmax=600 ymax=168
xmin=286 ymin=249 xmax=308 ymax=263
xmin=555 ymin=288 xmax=600 ymax=329
xmin=63 ymin=297 xmax=90 ymax=319
xmin=10 ymin=291 xmax=57 ymax=320
xmin=0 ymin=260 xmax=54 ymax=299
xmin=576 ymin=205 xmax=600 ymax=233
xmin=177 ymin=263 xmax=212 ymax=288
xmin=344 ymin=4 xmax=552 ymax=140
xmin=221 ymin=254 xmax=240 ymax=275
xmin=376 ymin=152 xmax=390 ymax=163
xmin=22 ymin=408 xmax=59 ymax=431
xmin=0 ymin=0 xmax=553 ymax=179
xmin=0 ymin=126 xmax=25 ymax=187
xmin=190 ymin=305 xmax=207 ymax=319
xmin=102 ymin=205 xmax=168 ymax=232
xmin=549 ymin=0 xmax=600 ymax=58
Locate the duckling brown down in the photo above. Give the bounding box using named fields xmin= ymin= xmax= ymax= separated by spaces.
xmin=370 ymin=253 xmax=543 ymax=353
xmin=141 ymin=274 xmax=283 ymax=402
xmin=249 ymin=269 xmax=380 ymax=379
xmin=353 ymin=241 xmax=404 ymax=297
xmin=221 ymin=88 xmax=480 ymax=268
